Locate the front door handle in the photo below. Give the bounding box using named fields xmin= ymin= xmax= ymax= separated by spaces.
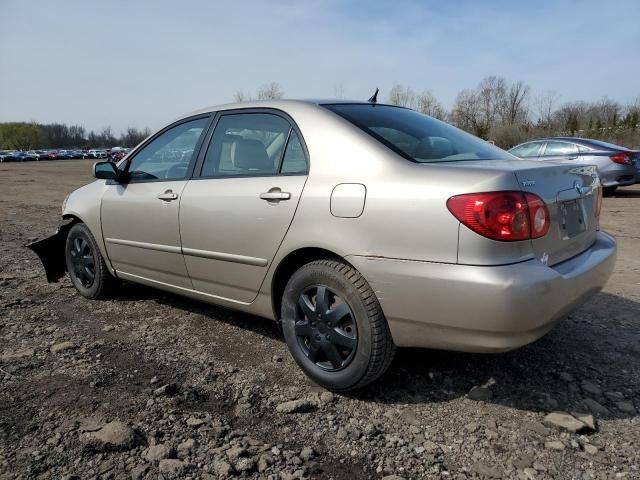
xmin=157 ymin=190 xmax=179 ymax=201
xmin=259 ymin=191 xmax=291 ymax=201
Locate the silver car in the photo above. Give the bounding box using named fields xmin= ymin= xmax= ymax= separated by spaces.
xmin=509 ymin=137 xmax=639 ymax=194
xmin=28 ymin=100 xmax=616 ymax=391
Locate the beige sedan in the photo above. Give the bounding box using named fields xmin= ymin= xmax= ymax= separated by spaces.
xmin=28 ymin=100 xmax=616 ymax=391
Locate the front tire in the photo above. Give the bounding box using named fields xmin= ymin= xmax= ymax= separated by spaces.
xmin=281 ymin=259 xmax=395 ymax=392
xmin=65 ymin=223 xmax=115 ymax=299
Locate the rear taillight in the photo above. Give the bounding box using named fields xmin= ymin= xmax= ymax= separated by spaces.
xmin=447 ymin=191 xmax=550 ymax=242
xmin=610 ymin=153 xmax=633 ymax=165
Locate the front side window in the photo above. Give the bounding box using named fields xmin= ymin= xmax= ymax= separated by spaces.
xmin=323 ymin=104 xmax=513 ymax=163
xmin=126 ymin=117 xmax=208 ymax=181
xmin=543 ymin=142 xmax=578 ymax=156
xmin=509 ymin=142 xmax=543 ymax=158
xmin=201 ymin=113 xmax=291 ymax=177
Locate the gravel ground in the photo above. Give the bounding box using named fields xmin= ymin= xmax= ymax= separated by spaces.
xmin=0 ymin=160 xmax=639 ymax=480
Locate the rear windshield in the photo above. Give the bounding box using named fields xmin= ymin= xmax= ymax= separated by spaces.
xmin=581 ymin=139 xmax=630 ymax=151
xmin=323 ymin=104 xmax=513 ymax=163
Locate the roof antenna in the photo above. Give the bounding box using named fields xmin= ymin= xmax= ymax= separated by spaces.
xmin=368 ymin=88 xmax=379 ymax=103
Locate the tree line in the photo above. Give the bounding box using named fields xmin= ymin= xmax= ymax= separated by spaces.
xmin=0 ymin=122 xmax=151 ymax=151
xmin=386 ymin=77 xmax=640 ymax=149
xmin=2 ymin=79 xmax=638 ymax=151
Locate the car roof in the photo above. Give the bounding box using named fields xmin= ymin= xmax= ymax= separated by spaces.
xmin=180 ymin=99 xmax=386 ymax=119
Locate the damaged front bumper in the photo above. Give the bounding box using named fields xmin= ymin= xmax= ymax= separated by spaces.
xmin=25 ymin=223 xmax=73 ymax=283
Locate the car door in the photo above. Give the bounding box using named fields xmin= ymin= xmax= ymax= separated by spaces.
xmin=540 ymin=141 xmax=579 ymax=162
xmin=100 ymin=115 xmax=210 ymax=288
xmin=179 ymin=110 xmax=309 ymax=303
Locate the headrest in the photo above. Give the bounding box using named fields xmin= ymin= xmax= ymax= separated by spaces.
xmin=416 ymin=136 xmax=453 ymax=160
xmin=232 ymin=139 xmax=272 ymax=171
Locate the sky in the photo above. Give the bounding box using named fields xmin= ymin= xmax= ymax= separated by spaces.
xmin=1 ymin=0 xmax=639 ymax=134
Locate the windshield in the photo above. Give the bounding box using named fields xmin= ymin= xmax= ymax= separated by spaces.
xmin=323 ymin=104 xmax=514 ymax=163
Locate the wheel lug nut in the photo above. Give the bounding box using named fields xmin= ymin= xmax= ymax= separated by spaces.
xmin=326 ymin=334 xmax=331 ymax=340
xmin=315 ymin=335 xmax=321 ymax=341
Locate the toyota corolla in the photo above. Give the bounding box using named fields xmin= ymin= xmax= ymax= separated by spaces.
xmin=28 ymin=99 xmax=617 ymax=391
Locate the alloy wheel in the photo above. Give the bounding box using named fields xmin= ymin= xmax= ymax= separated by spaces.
xmin=68 ymin=236 xmax=95 ymax=288
xmin=294 ymin=285 xmax=358 ymax=371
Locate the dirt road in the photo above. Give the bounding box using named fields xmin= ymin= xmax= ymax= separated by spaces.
xmin=1 ymin=160 xmax=639 ymax=479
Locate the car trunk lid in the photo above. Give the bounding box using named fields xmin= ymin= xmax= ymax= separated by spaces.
xmin=514 ymin=163 xmax=599 ymax=266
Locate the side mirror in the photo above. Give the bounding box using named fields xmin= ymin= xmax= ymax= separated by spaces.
xmin=94 ymin=161 xmax=119 ymax=181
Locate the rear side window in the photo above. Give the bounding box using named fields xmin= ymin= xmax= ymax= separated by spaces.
xmin=201 ymin=113 xmax=290 ymax=177
xmin=509 ymin=142 xmax=542 ymax=158
xmin=543 ymin=142 xmax=578 ymax=156
xmin=323 ymin=104 xmax=513 ymax=163
xmin=280 ymin=131 xmax=307 ymax=174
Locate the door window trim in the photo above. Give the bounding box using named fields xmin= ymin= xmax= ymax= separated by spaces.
xmin=511 ymin=141 xmax=544 ymax=158
xmin=116 ymin=113 xmax=214 ymax=184
xmin=192 ymin=108 xmax=310 ymax=180
xmin=540 ymin=141 xmax=579 ymax=157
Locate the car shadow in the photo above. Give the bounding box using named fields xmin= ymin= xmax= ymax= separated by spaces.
xmin=110 ymin=284 xmax=639 ymax=419
xmin=354 ymin=291 xmax=639 ymax=420
xmin=610 ymin=187 xmax=640 ymax=197
xmin=111 ymin=281 xmax=283 ymax=341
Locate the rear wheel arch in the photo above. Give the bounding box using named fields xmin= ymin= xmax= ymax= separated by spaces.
xmin=271 ymin=247 xmax=352 ymax=320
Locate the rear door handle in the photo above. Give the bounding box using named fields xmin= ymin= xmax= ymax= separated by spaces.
xmin=157 ymin=190 xmax=179 ymax=201
xmin=259 ymin=191 xmax=291 ymax=201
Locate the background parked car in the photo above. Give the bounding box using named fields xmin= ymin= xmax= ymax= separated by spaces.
xmin=509 ymin=137 xmax=639 ymax=194
xmin=67 ymin=149 xmax=86 ymax=159
xmin=54 ymin=150 xmax=72 ymax=160
xmin=0 ymin=150 xmax=17 ymax=162
xmin=10 ymin=151 xmax=38 ymax=161
xmin=87 ymin=149 xmax=107 ymax=158
xmin=108 ymin=148 xmax=129 ymax=162
xmin=27 ymin=150 xmax=42 ymax=160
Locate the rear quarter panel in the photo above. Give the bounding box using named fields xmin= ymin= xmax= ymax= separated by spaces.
xmin=259 ymin=105 xmax=526 ymax=301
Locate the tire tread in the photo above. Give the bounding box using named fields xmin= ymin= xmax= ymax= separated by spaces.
xmin=297 ymin=259 xmax=396 ymax=391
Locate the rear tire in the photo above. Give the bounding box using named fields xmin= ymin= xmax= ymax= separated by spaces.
xmin=281 ymin=259 xmax=395 ymax=392
xmin=65 ymin=223 xmax=115 ymax=299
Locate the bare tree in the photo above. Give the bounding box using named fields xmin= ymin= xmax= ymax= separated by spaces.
xmin=595 ymin=97 xmax=622 ymax=127
xmin=234 ymin=90 xmax=252 ymax=102
xmin=502 ymin=80 xmax=530 ymax=125
xmin=416 ymin=90 xmax=447 ymax=120
xmin=535 ymin=90 xmax=559 ymax=130
xmin=233 ymin=82 xmax=284 ymax=102
xmin=450 ymin=89 xmax=484 ymax=136
xmin=257 ymin=82 xmax=284 ymax=100
xmin=388 ymin=84 xmax=416 ymax=108
xmin=477 ymin=76 xmax=507 ymax=132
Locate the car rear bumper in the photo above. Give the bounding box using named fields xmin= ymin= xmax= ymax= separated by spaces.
xmin=600 ymin=163 xmax=636 ymax=188
xmin=347 ymin=231 xmax=616 ymax=352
